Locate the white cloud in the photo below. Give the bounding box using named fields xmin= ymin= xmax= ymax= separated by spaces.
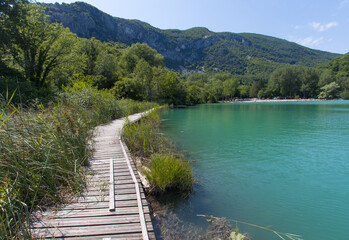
xmin=297 ymin=37 xmax=324 ymax=47
xmin=294 ymin=25 xmax=301 ymax=30
xmin=310 ymin=21 xmax=338 ymax=32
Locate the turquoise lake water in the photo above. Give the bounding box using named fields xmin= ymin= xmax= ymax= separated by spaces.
xmin=160 ymin=101 xmax=349 ymax=240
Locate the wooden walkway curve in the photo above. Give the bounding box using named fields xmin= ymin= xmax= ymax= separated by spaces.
xmin=31 ymin=111 xmax=155 ymax=239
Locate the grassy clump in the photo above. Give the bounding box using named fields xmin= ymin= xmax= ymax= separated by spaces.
xmin=0 ymin=83 xmax=157 ymax=239
xmin=122 ymin=109 xmax=193 ymax=194
xmin=145 ymin=154 xmax=193 ymax=194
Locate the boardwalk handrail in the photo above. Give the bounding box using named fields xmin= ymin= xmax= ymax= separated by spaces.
xmin=109 ymin=158 xmax=115 ymax=211
xmin=120 ymin=139 xmax=149 ymax=240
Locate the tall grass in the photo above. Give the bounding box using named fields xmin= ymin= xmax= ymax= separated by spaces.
xmin=0 ymin=82 xmax=157 ymax=239
xmin=145 ymin=154 xmax=193 ymax=193
xmin=122 ymin=109 xmax=193 ymax=194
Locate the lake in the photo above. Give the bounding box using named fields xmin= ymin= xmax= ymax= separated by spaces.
xmin=160 ymin=101 xmax=349 ymax=240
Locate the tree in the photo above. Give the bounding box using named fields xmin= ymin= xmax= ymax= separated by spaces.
xmin=133 ymin=59 xmax=153 ymax=101
xmin=157 ymin=70 xmax=184 ymax=104
xmin=223 ymin=78 xmax=239 ymax=100
xmin=119 ymin=43 xmax=164 ymax=75
xmin=204 ymin=79 xmax=223 ymax=102
xmin=2 ymin=3 xmax=73 ymax=88
xmin=249 ymin=79 xmax=264 ymax=98
xmin=238 ymin=85 xmax=250 ymax=98
xmin=318 ymin=69 xmax=335 ymax=88
xmin=300 ymin=68 xmax=319 ymax=98
xmin=269 ymin=66 xmax=301 ymax=98
xmin=318 ymin=82 xmax=340 ymax=99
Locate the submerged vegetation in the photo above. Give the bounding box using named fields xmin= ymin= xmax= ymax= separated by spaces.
xmin=122 ymin=109 xmax=193 ymax=194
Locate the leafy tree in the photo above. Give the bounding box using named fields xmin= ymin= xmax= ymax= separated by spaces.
xmin=340 ymin=89 xmax=349 ymax=99
xmin=318 ymin=82 xmax=340 ymax=99
xmin=238 ymin=85 xmax=250 ymax=98
xmin=186 ymin=82 xmax=204 ymax=104
xmin=269 ymin=66 xmax=301 ymax=98
xmin=133 ymin=59 xmax=153 ymax=101
xmin=300 ymin=68 xmax=319 ymax=98
xmin=156 ymin=70 xmax=184 ymax=104
xmin=119 ymin=43 xmax=164 ymax=75
xmin=223 ymin=78 xmax=239 ymax=100
xmin=249 ymin=79 xmax=265 ymax=97
xmin=204 ymin=79 xmax=223 ymax=102
xmin=2 ymin=3 xmax=73 ymax=88
xmin=318 ymin=69 xmax=335 ymax=88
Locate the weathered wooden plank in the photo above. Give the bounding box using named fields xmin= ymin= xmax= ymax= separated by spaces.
xmin=38 ymin=206 xmax=150 ymax=219
xmin=58 ymin=232 xmax=156 ymax=240
xmin=31 ymin=222 xmax=154 ymax=238
xmin=32 ymin=214 xmax=152 ymax=228
xmin=58 ymin=199 xmax=148 ymax=210
xmin=73 ymin=193 xmax=146 ymax=203
xmin=85 ymin=187 xmax=140 ymax=196
xmin=109 ymin=158 xmax=115 ymax=211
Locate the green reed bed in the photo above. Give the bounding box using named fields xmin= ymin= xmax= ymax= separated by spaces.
xmin=0 ymin=83 xmax=157 ymax=239
xmin=122 ymin=109 xmax=193 ymax=194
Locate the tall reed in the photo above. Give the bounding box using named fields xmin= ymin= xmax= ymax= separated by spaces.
xmin=122 ymin=109 xmax=193 ymax=194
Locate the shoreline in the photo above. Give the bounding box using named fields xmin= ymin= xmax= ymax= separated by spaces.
xmin=222 ymin=98 xmax=339 ymax=103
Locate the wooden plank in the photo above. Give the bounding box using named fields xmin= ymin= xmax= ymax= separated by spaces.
xmin=109 ymin=158 xmax=115 ymax=211
xmin=59 ymin=232 xmax=156 ymax=240
xmin=31 ymin=222 xmax=154 ymax=238
xmin=38 ymin=206 xmax=150 ymax=219
xmin=85 ymin=188 xmax=140 ymax=196
xmin=58 ymin=199 xmax=148 ymax=210
xmin=32 ymin=214 xmax=152 ymax=228
xmin=74 ymin=193 xmax=146 ymax=203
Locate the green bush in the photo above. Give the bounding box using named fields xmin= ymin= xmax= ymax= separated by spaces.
xmin=145 ymin=154 xmax=193 ymax=194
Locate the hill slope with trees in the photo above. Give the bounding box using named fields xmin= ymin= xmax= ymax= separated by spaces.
xmin=42 ymin=2 xmax=340 ymax=76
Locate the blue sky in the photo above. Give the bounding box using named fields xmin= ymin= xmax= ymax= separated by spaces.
xmin=38 ymin=0 xmax=349 ymax=54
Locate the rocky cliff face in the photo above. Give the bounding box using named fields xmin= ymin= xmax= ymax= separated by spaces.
xmin=43 ymin=2 xmax=340 ymax=74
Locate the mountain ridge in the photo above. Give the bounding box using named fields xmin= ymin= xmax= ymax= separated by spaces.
xmin=42 ymin=1 xmax=340 ymax=75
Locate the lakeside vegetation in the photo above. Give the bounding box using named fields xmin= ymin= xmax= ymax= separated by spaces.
xmin=122 ymin=109 xmax=193 ymax=194
xmin=1 ymin=1 xmax=349 ymax=239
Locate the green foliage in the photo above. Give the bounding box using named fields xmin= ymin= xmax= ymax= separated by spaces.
xmin=269 ymin=66 xmax=302 ymax=98
xmin=122 ymin=110 xmax=193 ymax=195
xmin=318 ymin=82 xmax=340 ymax=99
xmin=122 ymin=109 xmax=166 ymax=159
xmin=300 ymin=68 xmax=319 ymax=98
xmin=249 ymin=79 xmax=265 ymax=98
xmin=223 ymin=78 xmax=240 ymax=100
xmin=340 ymin=89 xmax=349 ymax=99
xmin=145 ymin=154 xmax=193 ymax=194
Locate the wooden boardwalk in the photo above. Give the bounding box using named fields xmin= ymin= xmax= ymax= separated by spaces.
xmin=31 ymin=111 xmax=155 ymax=239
